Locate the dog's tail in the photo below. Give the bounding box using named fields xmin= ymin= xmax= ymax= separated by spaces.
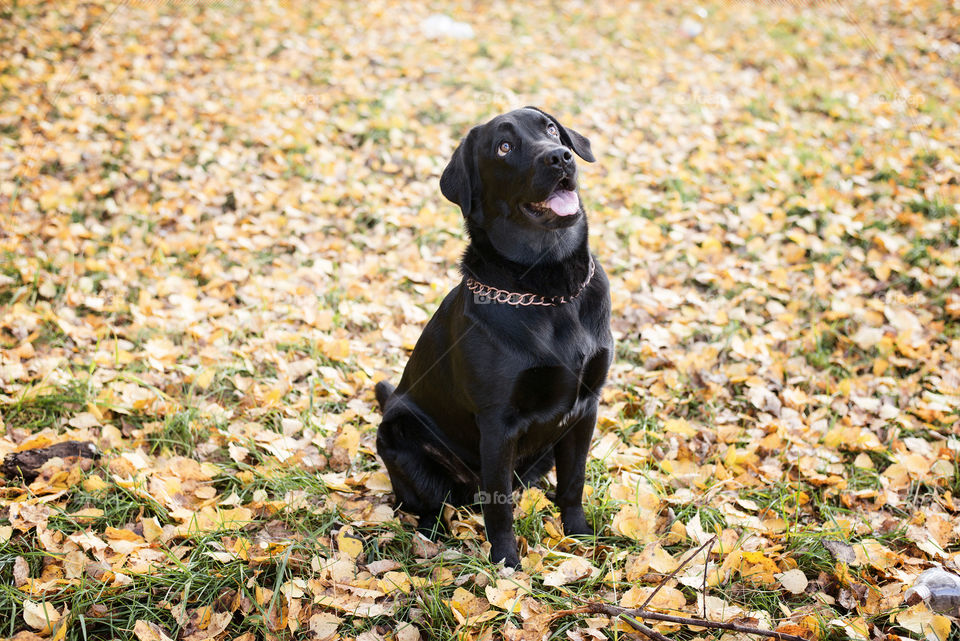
xmin=375 ymin=380 xmax=396 ymax=411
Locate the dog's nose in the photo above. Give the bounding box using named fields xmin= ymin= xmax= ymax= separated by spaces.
xmin=544 ymin=147 xmax=573 ymax=169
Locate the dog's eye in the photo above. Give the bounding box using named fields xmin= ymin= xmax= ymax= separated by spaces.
xmin=547 ymin=123 xmax=559 ymax=137
xmin=497 ymin=141 xmax=512 ymax=156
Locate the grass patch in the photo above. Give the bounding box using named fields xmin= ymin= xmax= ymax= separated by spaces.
xmin=147 ymin=409 xmax=210 ymax=457
xmin=0 ymin=532 xmax=302 ymax=640
xmin=49 ymin=472 xmax=172 ymax=534
xmin=2 ymin=381 xmax=90 ymax=433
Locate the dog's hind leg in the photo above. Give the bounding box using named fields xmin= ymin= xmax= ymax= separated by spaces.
xmin=376 ymin=398 xmax=471 ymax=537
xmin=375 ymin=380 xmax=396 ymax=410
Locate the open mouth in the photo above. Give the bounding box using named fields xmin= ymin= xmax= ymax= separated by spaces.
xmin=522 ymin=176 xmax=580 ymax=218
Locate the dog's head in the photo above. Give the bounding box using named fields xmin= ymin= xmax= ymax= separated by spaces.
xmin=440 ymin=107 xmax=594 ymax=233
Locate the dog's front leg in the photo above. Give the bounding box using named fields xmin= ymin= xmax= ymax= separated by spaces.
xmin=553 ymin=404 xmax=597 ymax=536
xmin=477 ymin=415 xmax=520 ymax=568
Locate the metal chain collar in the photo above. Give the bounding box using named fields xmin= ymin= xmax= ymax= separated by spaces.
xmin=464 ymin=257 xmax=595 ymax=307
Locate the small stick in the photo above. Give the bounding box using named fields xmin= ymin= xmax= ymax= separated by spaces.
xmin=638 ymin=535 xmax=716 ymax=612
xmin=586 ymin=603 xmax=808 ymax=641
xmin=621 ymin=615 xmax=672 ymax=641
xmin=701 ymin=541 xmax=709 ymax=619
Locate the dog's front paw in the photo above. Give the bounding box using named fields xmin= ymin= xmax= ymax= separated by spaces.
xmin=490 ymin=543 xmax=521 ymax=569
xmin=497 ymin=552 xmax=522 ymax=570
xmin=416 ymin=511 xmax=445 ymax=539
xmin=561 ymin=508 xmax=592 ymax=537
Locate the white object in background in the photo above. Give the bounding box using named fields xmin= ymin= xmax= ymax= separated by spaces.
xmin=904 ymin=568 xmax=960 ymax=615
xmin=420 ymin=14 xmax=475 ymax=40
xmin=681 ymin=18 xmax=703 ymax=38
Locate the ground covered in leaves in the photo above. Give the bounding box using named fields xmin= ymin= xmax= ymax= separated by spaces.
xmin=2 ymin=1 xmax=960 ymax=639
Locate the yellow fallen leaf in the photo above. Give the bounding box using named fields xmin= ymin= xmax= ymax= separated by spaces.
xmin=193 ymin=368 xmax=216 ymax=390
xmin=219 ymin=507 xmax=253 ymax=528
xmin=518 ymin=487 xmax=552 ymax=514
xmin=663 ymin=418 xmax=697 ymax=437
xmin=23 ymin=600 xmax=62 ymax=633
xmin=336 ymin=529 xmax=363 ymax=560
xmin=333 ymin=424 xmax=360 ymax=459
xmin=322 ymin=338 xmax=350 ymax=362
xmin=378 ymin=571 xmax=412 ymax=594
xmin=450 ymin=586 xmax=480 ymax=618
xmin=621 ymin=585 xmax=686 ymax=610
xmin=740 ymin=551 xmax=780 ymax=584
xmin=104 ymin=527 xmax=143 ymax=542
xmin=141 ymin=517 xmax=164 ymax=543
xmin=485 ymin=577 xmax=531 ymax=612
xmin=364 ymin=471 xmax=392 ymax=492
xmin=612 ymin=504 xmax=657 ymax=542
xmin=542 ymin=556 xmax=598 ymax=587
xmin=69 ymin=508 xmax=104 ymax=521
xmin=896 ymin=604 xmax=952 ymax=641
xmin=228 ymin=443 xmax=250 ymax=464
xmin=852 ymin=540 xmax=898 ymax=570
xmin=16 ymin=436 xmax=55 ymax=452
xmin=777 ymin=569 xmax=809 ymax=594
xmin=308 ymin=612 xmax=341 ymax=640
xmin=132 ymin=620 xmax=175 ymax=641
xmin=647 ymin=544 xmax=680 ymax=574
xmin=828 ymin=617 xmax=870 ymax=641
xmin=396 ymin=623 xmax=421 ymax=641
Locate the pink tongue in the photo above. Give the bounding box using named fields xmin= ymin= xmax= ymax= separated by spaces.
xmin=544 ymin=189 xmax=580 ymax=216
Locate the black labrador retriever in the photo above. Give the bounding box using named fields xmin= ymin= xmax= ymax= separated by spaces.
xmin=375 ymin=107 xmax=612 ymax=568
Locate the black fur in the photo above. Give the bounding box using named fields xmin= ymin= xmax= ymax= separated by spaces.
xmin=376 ymin=107 xmax=612 ymax=568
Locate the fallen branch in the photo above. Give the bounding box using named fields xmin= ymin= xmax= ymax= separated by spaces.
xmin=701 ymin=543 xmax=708 ymax=619
xmin=585 ymin=602 xmax=809 ymax=641
xmin=1 ymin=441 xmax=100 ymax=482
xmin=553 ymin=537 xmax=808 ymax=641
xmin=620 ymin=614 xmax=672 ymax=641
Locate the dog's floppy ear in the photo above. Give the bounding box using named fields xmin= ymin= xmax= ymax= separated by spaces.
xmin=440 ymin=128 xmax=480 ymax=219
xmin=525 ymin=106 xmax=595 ymax=163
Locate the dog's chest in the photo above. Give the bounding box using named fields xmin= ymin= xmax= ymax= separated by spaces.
xmin=509 ymin=336 xmax=609 ymax=427
xmin=508 ymin=353 xmax=603 ymax=455
xmin=469 ymin=286 xmax=611 ymax=434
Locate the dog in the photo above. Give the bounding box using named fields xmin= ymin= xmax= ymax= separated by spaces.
xmin=375 ymin=107 xmax=612 ymax=568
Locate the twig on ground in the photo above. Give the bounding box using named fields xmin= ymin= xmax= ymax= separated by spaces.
xmin=585 ymin=603 xmax=808 ymax=641
xmin=620 ymin=614 xmax=673 ymax=641
xmin=701 ymin=540 xmax=709 ymax=619
xmin=638 ymin=534 xmax=716 ymax=612
xmin=560 ymin=535 xmax=806 ymax=641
